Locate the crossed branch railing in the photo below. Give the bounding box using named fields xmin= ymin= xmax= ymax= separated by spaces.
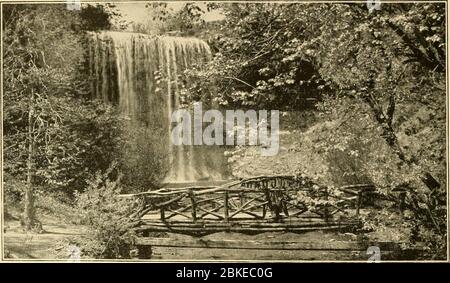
xmin=121 ymin=175 xmax=381 ymax=235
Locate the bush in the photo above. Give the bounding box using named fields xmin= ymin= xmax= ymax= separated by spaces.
xmin=297 ymin=97 xmax=446 ymax=259
xmin=34 ymin=193 xmax=79 ymax=224
xmin=74 ymin=165 xmax=137 ymax=259
xmin=3 ymin=173 xmax=25 ymax=207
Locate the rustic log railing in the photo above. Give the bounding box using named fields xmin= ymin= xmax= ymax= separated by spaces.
xmin=122 ymin=175 xmax=377 ymax=236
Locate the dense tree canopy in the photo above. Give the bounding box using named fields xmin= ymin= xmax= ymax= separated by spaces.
xmin=2 ymin=4 xmax=125 ymax=229
xmin=177 ymin=2 xmax=446 ymax=257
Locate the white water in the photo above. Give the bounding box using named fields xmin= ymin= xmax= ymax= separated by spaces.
xmin=88 ymin=31 xmax=229 ymax=182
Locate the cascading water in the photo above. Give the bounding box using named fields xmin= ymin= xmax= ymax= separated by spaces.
xmin=88 ymin=31 xmax=229 ymax=183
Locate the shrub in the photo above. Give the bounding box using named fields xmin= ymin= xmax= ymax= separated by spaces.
xmin=74 ymin=165 xmax=137 ymax=259
xmin=297 ymin=97 xmax=446 ymax=259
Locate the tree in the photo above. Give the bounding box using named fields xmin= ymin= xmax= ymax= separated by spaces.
xmin=129 ymin=2 xmax=208 ymax=36
xmin=182 ymin=2 xmax=446 ymax=256
xmin=288 ymin=4 xmax=446 ymax=248
xmin=79 ymin=3 xmax=125 ymax=31
xmin=182 ymin=3 xmax=325 ymax=109
xmin=3 ymin=4 xmax=122 ymax=230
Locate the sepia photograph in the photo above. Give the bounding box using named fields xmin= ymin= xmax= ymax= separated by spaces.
xmin=0 ymin=0 xmax=448 ymax=263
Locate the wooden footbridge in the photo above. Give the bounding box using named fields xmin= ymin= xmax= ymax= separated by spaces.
xmin=124 ymin=175 xmax=376 ymax=237
xmin=119 ymin=175 xmax=423 ymax=260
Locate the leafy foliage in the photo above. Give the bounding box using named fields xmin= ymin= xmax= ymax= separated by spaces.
xmin=130 ymin=2 xmax=208 ymax=36
xmin=195 ymin=3 xmax=446 ymax=258
xmin=74 ymin=165 xmax=136 ymax=259
xmin=79 ymin=4 xmax=123 ymax=31
xmin=3 ymin=4 xmax=122 ymax=194
xmin=2 ymin=2 xmax=446 ymax=259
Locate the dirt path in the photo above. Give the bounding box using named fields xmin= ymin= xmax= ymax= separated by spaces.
xmin=4 ymin=214 xmax=86 ymax=260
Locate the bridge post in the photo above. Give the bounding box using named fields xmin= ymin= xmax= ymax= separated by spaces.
xmin=160 ymin=207 xmax=165 ymax=222
xmin=356 ymin=191 xmax=362 ymax=216
xmin=323 ymin=188 xmax=330 ymax=222
xmin=189 ymin=189 xmax=197 ymax=222
xmin=262 ymin=204 xmax=267 ymax=219
xmin=136 ymin=245 xmax=152 ymax=259
xmin=262 ymin=184 xmax=280 ymax=222
xmin=224 ymin=191 xmax=229 ymax=222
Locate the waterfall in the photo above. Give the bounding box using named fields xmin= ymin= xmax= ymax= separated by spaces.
xmin=88 ymin=31 xmax=229 ymax=183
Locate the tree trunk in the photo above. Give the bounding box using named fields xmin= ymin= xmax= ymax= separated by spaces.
xmin=364 ymin=95 xmax=443 ymax=232
xmin=364 ymin=93 xmax=440 ymax=190
xmin=21 ymin=90 xmax=41 ymax=232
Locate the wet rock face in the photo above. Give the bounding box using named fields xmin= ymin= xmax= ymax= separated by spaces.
xmin=88 ymin=31 xmax=229 ymax=182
